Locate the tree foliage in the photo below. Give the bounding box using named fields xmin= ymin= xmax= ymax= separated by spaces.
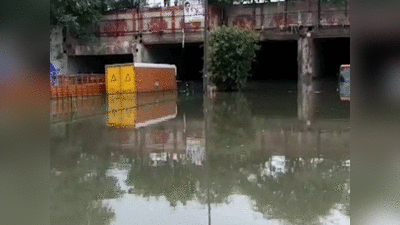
xmin=208 ymin=25 xmax=260 ymax=91
xmin=51 ymin=0 xmax=125 ymax=41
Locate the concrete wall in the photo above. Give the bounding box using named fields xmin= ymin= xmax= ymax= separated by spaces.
xmin=66 ymin=5 xmax=223 ymax=57
xmin=66 ymin=1 xmax=349 ymax=57
xmin=50 ymin=26 xmax=68 ymax=74
xmin=226 ymin=1 xmax=349 ymax=30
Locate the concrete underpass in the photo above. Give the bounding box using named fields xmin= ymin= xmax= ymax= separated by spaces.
xmin=67 ymin=37 xmax=350 ymax=87
xmin=314 ymin=38 xmax=350 ymax=80
xmin=143 ymin=43 xmax=204 ymax=81
xmin=251 ymin=41 xmax=298 ymax=81
xmin=68 ymin=43 xmax=205 ymax=82
xmin=68 ymin=54 xmax=134 ymax=74
xmin=251 ymin=38 xmax=350 ymax=82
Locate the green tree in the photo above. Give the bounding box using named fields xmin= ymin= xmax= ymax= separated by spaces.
xmin=50 ymin=0 xmax=121 ymax=41
xmin=208 ymin=26 xmax=260 ymax=91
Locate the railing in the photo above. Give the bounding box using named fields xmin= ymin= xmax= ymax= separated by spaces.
xmin=92 ymin=14 xmax=211 ymax=37
xmin=231 ymin=10 xmax=349 ymax=31
xmin=50 ymin=74 xmax=106 ymax=98
xmin=89 ymin=10 xmax=348 ymax=37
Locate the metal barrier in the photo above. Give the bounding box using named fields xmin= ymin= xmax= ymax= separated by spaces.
xmin=50 ymin=74 xmax=106 ymax=98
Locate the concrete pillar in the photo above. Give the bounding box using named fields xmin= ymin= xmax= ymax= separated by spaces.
xmin=136 ymin=43 xmax=156 ymax=63
xmin=135 ymin=43 xmax=144 ymax=63
xmin=297 ymin=32 xmax=316 ymax=124
xmin=50 ymin=26 xmax=69 ymax=74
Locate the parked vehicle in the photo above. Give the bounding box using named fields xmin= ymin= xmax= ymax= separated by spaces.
xmin=338 ymin=64 xmax=350 ymax=102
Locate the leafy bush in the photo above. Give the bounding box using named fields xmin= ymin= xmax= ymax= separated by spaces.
xmin=208 ymin=25 xmax=260 ymax=91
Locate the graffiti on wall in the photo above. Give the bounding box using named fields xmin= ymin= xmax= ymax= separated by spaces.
xmin=148 ymin=17 xmax=169 ymax=35
xmin=233 ymin=16 xmax=254 ymax=30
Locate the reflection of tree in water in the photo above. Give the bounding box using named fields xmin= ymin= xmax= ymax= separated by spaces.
xmin=51 ymin=154 xmax=123 ymax=225
xmin=126 ymin=92 xmax=267 ymax=207
xmin=199 ymin=92 xmax=260 ymax=205
xmin=124 ymin=149 xmax=349 ymax=224
xmin=126 ymin=157 xmax=241 ymax=207
xmin=238 ymin=158 xmax=350 ymax=225
xmin=121 ymin=91 xmax=350 ymax=224
xmin=210 ymin=92 xmax=257 ymax=156
xmin=127 ymin=162 xmax=199 ymax=208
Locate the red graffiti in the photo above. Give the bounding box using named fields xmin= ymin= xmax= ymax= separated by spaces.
xmin=116 ymin=19 xmax=128 ymax=34
xmin=325 ymin=13 xmax=337 ymax=25
xmin=102 ymin=19 xmax=128 ymax=37
xmin=271 ymin=14 xmax=286 ymax=28
xmin=208 ymin=6 xmax=223 ymax=29
xmin=233 ymin=16 xmax=254 ymax=30
xmin=104 ymin=20 xmax=117 ymax=36
xmin=148 ymin=17 xmax=168 ymax=35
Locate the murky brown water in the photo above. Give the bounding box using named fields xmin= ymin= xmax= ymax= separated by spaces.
xmin=50 ymin=80 xmax=349 ymax=225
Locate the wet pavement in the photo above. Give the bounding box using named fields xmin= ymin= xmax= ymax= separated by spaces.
xmin=50 ymin=80 xmax=350 ymax=225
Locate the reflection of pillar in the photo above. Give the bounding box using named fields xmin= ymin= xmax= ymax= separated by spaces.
xmin=261 ymin=130 xmax=265 ymax=153
xmin=203 ymin=0 xmax=209 ymax=92
xmin=134 ymin=129 xmax=139 ymax=163
xmin=298 ymin=33 xmax=316 ymax=123
xmin=284 ymin=130 xmax=288 ymax=156
xmin=174 ymin=126 xmax=178 ymax=156
xmin=65 ymin=122 xmax=70 ymax=140
xmin=317 ymin=129 xmax=321 ymax=158
xmin=202 ymin=57 xmax=212 ymax=223
xmin=139 ymin=128 xmax=146 ymax=164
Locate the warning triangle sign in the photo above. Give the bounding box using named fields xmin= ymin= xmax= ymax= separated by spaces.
xmin=126 ymin=74 xmax=131 ymax=82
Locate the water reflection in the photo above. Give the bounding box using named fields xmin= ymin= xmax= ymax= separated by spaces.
xmin=106 ymin=91 xmax=178 ymax=128
xmin=50 ymin=81 xmax=349 ymax=225
xmin=50 ymin=149 xmax=122 ymax=225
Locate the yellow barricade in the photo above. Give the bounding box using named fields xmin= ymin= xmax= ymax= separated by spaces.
xmin=105 ymin=64 xmax=136 ymax=94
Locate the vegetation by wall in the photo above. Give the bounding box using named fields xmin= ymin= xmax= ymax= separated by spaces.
xmin=208 ymin=25 xmax=260 ymax=91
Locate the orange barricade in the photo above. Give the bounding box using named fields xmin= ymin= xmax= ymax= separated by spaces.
xmin=50 ymin=86 xmax=57 ymax=98
xmin=86 ymin=84 xmax=92 ymax=96
xmin=95 ymin=84 xmax=101 ymax=95
xmin=50 ymin=74 xmax=106 ymax=98
xmin=64 ymin=86 xmax=68 ymax=98
xmin=92 ymin=84 xmax=97 ymax=96
xmin=67 ymin=86 xmax=71 ymax=97
xmin=82 ymin=84 xmax=88 ymax=96
xmin=77 ymin=84 xmax=83 ymax=96
xmin=56 ymin=86 xmax=62 ymax=98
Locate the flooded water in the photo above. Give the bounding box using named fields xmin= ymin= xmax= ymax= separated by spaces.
xmin=50 ymin=80 xmax=350 ymax=225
